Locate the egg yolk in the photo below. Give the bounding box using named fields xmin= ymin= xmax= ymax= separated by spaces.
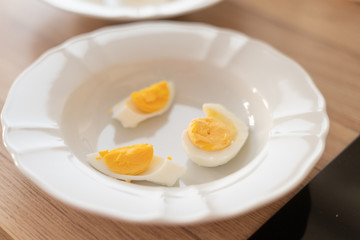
xmin=130 ymin=81 xmax=170 ymax=113
xmin=187 ymin=117 xmax=231 ymax=151
xmin=98 ymin=143 xmax=153 ymax=175
xmin=203 ymin=106 xmax=238 ymax=140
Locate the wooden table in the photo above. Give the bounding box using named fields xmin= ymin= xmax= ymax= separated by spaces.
xmin=0 ymin=0 xmax=359 ymax=239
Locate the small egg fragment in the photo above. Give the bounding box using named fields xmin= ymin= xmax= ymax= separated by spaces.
xmin=182 ymin=103 xmax=249 ymax=167
xmin=87 ymin=143 xmax=186 ymax=186
xmin=112 ymin=81 xmax=175 ymax=128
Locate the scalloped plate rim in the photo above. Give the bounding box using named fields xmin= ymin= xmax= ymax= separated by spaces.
xmin=1 ymin=21 xmax=329 ymax=224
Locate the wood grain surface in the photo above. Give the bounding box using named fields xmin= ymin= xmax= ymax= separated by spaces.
xmin=0 ymin=0 xmax=359 ymax=239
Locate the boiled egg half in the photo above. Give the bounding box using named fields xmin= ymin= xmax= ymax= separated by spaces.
xmin=87 ymin=143 xmax=186 ymax=186
xmin=182 ymin=103 xmax=249 ymax=167
xmin=112 ymin=81 xmax=174 ymax=128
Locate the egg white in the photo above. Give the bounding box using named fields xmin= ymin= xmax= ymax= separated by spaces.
xmin=182 ymin=103 xmax=249 ymax=167
xmin=87 ymin=152 xmax=186 ymax=186
xmin=112 ymin=81 xmax=175 ymax=128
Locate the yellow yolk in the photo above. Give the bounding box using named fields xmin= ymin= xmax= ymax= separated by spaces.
xmin=130 ymin=81 xmax=170 ymax=113
xmin=187 ymin=117 xmax=231 ymax=151
xmin=98 ymin=144 xmax=153 ymax=175
xmin=203 ymin=107 xmax=238 ymax=140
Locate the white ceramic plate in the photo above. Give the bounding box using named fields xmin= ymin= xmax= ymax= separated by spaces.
xmin=1 ymin=21 xmax=329 ymax=224
xmin=41 ymin=0 xmax=221 ymax=20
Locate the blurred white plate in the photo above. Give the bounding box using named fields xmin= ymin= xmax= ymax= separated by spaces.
xmin=1 ymin=21 xmax=329 ymax=224
xmin=41 ymin=0 xmax=221 ymax=20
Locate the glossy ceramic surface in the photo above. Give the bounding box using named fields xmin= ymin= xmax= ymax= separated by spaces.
xmin=41 ymin=0 xmax=221 ymax=20
xmin=1 ymin=22 xmax=329 ymax=224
